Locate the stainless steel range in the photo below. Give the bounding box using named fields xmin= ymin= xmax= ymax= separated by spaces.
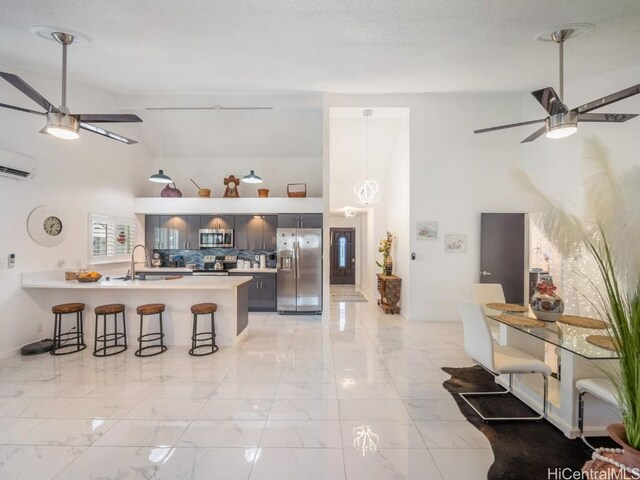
xmin=192 ymin=255 xmax=237 ymax=276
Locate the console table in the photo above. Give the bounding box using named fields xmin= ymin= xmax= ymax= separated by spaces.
xmin=377 ymin=274 xmax=401 ymax=314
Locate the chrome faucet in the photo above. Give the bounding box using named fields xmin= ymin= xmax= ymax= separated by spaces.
xmin=130 ymin=244 xmax=149 ymax=280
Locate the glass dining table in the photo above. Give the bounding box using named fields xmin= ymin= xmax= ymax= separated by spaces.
xmin=485 ymin=312 xmax=620 ymax=439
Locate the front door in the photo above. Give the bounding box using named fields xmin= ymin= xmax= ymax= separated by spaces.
xmin=330 ymin=228 xmax=355 ymax=285
xmin=480 ymin=213 xmax=525 ymax=304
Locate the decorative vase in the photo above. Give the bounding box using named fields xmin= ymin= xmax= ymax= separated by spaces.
xmin=530 ymin=291 xmax=564 ymax=322
xmin=384 ymin=254 xmax=393 ymax=276
xmin=607 ymin=423 xmax=640 ymax=470
xmin=161 ymin=182 xmax=183 ymax=198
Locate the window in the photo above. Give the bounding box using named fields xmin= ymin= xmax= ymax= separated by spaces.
xmin=89 ymin=213 xmax=136 ymax=264
xmin=338 ymin=235 xmax=347 ymax=268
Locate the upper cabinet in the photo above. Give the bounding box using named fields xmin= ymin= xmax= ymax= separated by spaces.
xmin=278 ymin=213 xmax=323 ymax=229
xmin=200 ymin=215 xmax=234 ymax=230
xmin=236 ymin=215 xmax=277 ymax=250
xmin=145 ymin=215 xmax=199 ymax=250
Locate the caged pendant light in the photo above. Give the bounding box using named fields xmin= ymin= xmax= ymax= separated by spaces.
xmin=353 ymin=109 xmax=380 ymax=205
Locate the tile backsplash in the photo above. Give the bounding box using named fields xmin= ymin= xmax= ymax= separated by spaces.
xmin=153 ymin=248 xmax=276 ymax=268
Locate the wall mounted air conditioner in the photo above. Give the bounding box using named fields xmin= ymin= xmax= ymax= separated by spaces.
xmin=0 ymin=148 xmax=35 ymax=180
xmin=0 ymin=164 xmax=35 ymax=180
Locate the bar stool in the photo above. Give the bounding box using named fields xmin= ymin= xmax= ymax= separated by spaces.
xmin=93 ymin=304 xmax=127 ymax=357
xmin=189 ymin=303 xmax=218 ymax=356
xmin=135 ymin=303 xmax=167 ymax=357
xmin=51 ymin=303 xmax=87 ymax=355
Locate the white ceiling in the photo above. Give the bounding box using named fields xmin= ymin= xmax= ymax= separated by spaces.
xmin=1 ymin=1 xmax=640 ymax=95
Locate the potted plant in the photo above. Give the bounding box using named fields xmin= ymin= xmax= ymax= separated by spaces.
xmin=376 ymin=231 xmax=394 ymax=275
xmin=512 ymin=137 xmax=640 ymax=465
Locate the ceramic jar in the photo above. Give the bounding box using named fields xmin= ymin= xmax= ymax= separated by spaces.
xmin=384 ymin=254 xmax=393 ymax=276
xmin=530 ymin=291 xmax=564 ymax=322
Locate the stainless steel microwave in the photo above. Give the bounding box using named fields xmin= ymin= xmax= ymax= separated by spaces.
xmin=199 ymin=229 xmax=234 ymax=248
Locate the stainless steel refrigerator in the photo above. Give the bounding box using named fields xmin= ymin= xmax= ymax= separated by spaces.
xmin=277 ymin=228 xmax=322 ymax=314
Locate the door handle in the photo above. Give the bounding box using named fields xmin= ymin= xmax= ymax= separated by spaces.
xmin=481 ymin=271 xmax=492 ymax=276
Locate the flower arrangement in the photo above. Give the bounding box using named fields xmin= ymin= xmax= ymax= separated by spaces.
xmin=376 ymin=231 xmax=394 ymax=274
xmin=535 ymin=280 xmax=558 ymax=296
xmin=511 ymin=136 xmax=640 ymax=449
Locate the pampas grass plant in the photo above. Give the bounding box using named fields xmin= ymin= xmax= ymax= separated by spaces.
xmin=511 ymin=136 xmax=640 ymax=448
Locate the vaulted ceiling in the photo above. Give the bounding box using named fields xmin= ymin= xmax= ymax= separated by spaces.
xmin=1 ymin=1 xmax=640 ymax=95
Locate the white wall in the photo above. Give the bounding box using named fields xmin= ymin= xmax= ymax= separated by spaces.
xmin=328 ymin=63 xmax=640 ymax=321
xmin=0 ymin=66 xmax=152 ymax=356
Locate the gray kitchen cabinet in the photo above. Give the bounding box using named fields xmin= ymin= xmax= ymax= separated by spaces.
xmin=234 ymin=215 xmax=249 ymax=249
xmin=230 ymin=272 xmax=277 ymax=312
xmin=173 ymin=216 xmax=200 ymax=250
xmin=201 ymin=215 xmax=234 ymax=230
xmin=145 ymin=215 xmax=159 ymax=250
xmin=158 ymin=215 xmax=179 ymax=250
xmin=236 ymin=215 xmax=277 ymax=250
xmin=277 ymin=214 xmax=323 ymax=229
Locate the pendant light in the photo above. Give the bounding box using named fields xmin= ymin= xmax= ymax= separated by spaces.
xmin=149 ymin=169 xmax=172 ymax=183
xmin=353 ymin=109 xmax=380 ymax=206
xmin=344 ymin=207 xmax=356 ymax=217
xmin=242 ymin=108 xmax=264 ymax=184
xmin=149 ymin=110 xmax=172 ymax=183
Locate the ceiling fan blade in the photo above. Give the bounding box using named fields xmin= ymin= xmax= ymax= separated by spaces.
xmin=531 ymin=87 xmax=568 ymax=115
xmin=0 ymin=102 xmax=46 ymax=116
xmin=573 ymin=84 xmax=640 ymax=114
xmin=76 ymin=113 xmax=142 ymax=123
xmin=521 ymin=126 xmax=547 ymax=143
xmin=474 ymin=118 xmax=545 ymax=134
xmin=0 ymin=72 xmax=59 ymax=113
xmin=79 ymin=122 xmax=138 ymax=145
xmin=578 ymin=112 xmax=638 ymax=123
xmin=145 ymin=106 xmax=273 ymax=111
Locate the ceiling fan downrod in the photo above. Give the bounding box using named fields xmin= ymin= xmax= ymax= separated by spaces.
xmin=551 ymin=29 xmax=573 ymax=103
xmin=51 ymin=32 xmax=74 ymax=111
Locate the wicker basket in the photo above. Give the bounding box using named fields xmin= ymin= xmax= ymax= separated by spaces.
xmin=287 ymin=183 xmax=307 ymax=198
xmin=76 ymin=273 xmax=102 ymax=283
xmin=258 ymin=188 xmax=269 ymax=198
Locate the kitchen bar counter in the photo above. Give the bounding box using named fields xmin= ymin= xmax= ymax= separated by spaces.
xmin=228 ymin=268 xmax=277 ymax=274
xmin=136 ymin=267 xmax=194 ymax=274
xmin=22 ymin=273 xmax=251 ymax=347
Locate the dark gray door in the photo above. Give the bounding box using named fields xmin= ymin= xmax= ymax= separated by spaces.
xmin=480 ymin=213 xmax=525 ymax=304
xmin=300 ymin=214 xmax=323 ymax=228
xmin=145 ymin=215 xmax=159 ymax=251
xmin=248 ymin=276 xmax=261 ymax=310
xmin=247 ymin=216 xmax=264 ymax=250
xmin=330 ymin=228 xmax=355 ymax=285
xmin=186 ymin=216 xmax=200 ymax=250
xmin=263 ymin=216 xmax=277 ymax=250
xmin=234 ymin=215 xmax=248 ymax=249
xmin=218 ymin=215 xmax=234 ymax=230
xmin=159 ymin=215 xmax=177 ymax=249
xmin=260 ymin=273 xmax=277 ymax=310
xmin=278 ymin=214 xmax=299 ymax=228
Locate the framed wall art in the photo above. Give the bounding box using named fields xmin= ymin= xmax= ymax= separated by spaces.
xmin=444 ymin=234 xmax=467 ymax=253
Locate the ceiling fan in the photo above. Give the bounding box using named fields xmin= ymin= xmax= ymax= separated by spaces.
xmin=474 ymin=28 xmax=640 ymax=143
xmin=0 ymin=30 xmax=142 ymax=144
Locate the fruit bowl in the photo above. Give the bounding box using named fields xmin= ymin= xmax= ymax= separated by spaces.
xmin=76 ymin=272 xmax=102 ymax=283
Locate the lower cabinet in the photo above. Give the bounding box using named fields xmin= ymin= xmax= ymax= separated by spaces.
xmin=230 ymin=273 xmax=276 ymax=312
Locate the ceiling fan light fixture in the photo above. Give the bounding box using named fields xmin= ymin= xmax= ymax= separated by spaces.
xmin=241 ymin=170 xmax=263 ymax=184
xmin=149 ymin=169 xmax=172 ymax=183
xmin=545 ymin=112 xmax=578 ymax=139
xmin=44 ymin=111 xmax=79 ymax=140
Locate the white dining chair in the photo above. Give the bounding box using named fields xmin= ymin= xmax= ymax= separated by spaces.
xmin=471 ymin=283 xmax=504 ymax=341
xmin=576 ymin=377 xmax=619 ymax=449
xmin=457 ymin=299 xmax=551 ymax=421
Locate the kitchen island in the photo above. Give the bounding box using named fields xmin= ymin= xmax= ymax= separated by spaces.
xmin=22 ymin=273 xmax=252 ymax=347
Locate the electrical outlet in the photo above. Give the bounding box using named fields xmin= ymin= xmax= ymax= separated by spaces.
xmin=36 ymin=322 xmax=43 ymax=333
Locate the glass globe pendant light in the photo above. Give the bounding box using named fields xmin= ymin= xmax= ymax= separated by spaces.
xmin=353 ymin=109 xmax=380 ymax=206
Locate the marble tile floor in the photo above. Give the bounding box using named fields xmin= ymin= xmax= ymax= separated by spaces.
xmin=0 ymin=299 xmax=493 ymax=480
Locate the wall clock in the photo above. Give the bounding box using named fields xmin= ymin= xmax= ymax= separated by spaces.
xmin=27 ymin=205 xmax=67 ymax=247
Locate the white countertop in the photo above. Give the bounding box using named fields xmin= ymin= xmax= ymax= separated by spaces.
xmin=229 ymin=268 xmax=277 ymax=274
xmin=22 ymin=275 xmax=252 ymax=290
xmin=137 ymin=267 xmax=193 ymax=273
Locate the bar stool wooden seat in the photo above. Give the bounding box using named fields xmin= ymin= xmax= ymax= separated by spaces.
xmin=189 ymin=302 xmax=218 ymax=356
xmin=135 ymin=303 xmax=167 ymax=357
xmin=51 ymin=302 xmax=87 ymax=355
xmin=93 ymin=304 xmax=127 ymax=357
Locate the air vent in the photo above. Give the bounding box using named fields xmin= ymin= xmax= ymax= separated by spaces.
xmin=0 ymin=164 xmax=35 ymax=180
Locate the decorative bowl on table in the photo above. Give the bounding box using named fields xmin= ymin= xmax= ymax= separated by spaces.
xmin=76 ymin=272 xmax=102 ymax=283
